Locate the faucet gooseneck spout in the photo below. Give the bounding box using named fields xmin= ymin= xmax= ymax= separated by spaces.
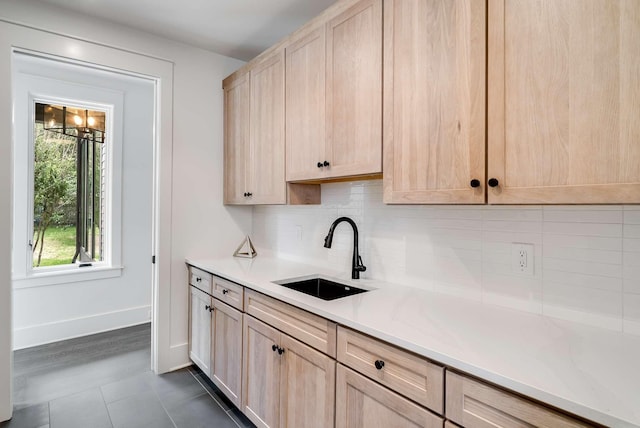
xmin=324 ymin=217 xmax=366 ymax=279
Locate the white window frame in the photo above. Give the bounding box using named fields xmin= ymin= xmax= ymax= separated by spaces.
xmin=12 ymin=57 xmax=124 ymax=289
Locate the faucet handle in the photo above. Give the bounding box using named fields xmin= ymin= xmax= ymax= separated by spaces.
xmin=355 ymin=256 xmax=366 ymax=272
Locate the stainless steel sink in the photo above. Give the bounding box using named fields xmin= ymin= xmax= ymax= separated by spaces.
xmin=274 ymin=277 xmax=369 ymax=301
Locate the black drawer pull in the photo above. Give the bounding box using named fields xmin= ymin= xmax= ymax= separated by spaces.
xmin=374 ymin=360 xmax=385 ymax=370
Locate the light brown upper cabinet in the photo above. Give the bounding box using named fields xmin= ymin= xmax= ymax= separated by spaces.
xmin=223 ymin=72 xmax=250 ymax=205
xmin=224 ymin=51 xmax=287 ymax=205
xmin=383 ymin=0 xmax=486 ymax=204
xmin=286 ymin=26 xmax=326 ymax=182
xmin=487 ymin=0 xmax=640 ymax=204
xmin=285 ymin=0 xmax=383 ymax=182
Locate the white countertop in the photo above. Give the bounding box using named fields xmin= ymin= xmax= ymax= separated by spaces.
xmin=187 ymin=256 xmax=640 ymax=428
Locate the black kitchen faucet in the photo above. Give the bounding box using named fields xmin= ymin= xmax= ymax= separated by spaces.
xmin=323 ymin=217 xmax=366 ymax=279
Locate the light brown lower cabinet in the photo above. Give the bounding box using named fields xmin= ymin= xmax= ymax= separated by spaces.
xmin=336 ymin=364 xmax=444 ymax=428
xmin=211 ymin=299 xmax=243 ymax=409
xmin=243 ymin=315 xmax=336 ymax=428
xmin=188 ymin=286 xmax=212 ymax=377
xmin=445 ymin=371 xmax=592 ymax=428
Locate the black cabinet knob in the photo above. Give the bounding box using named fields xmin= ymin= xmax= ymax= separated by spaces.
xmin=323 ymin=160 xmax=330 ymax=167
xmin=196 ymin=277 xmax=201 ymax=282
xmin=243 ymin=192 xmax=247 ymax=197
xmin=470 ymin=179 xmax=480 ymax=188
xmin=205 ymin=305 xmax=213 ymax=312
xmin=374 ymin=360 xmax=385 ymax=370
xmin=222 ymin=289 xmax=228 ymax=295
xmin=317 ymin=162 xmax=323 ymax=168
xmin=277 ymin=346 xmax=285 ymax=355
xmin=247 ymin=192 xmax=252 ymax=197
xmin=488 ymin=178 xmax=499 ymax=188
xmin=272 ymin=344 xmax=278 ymax=352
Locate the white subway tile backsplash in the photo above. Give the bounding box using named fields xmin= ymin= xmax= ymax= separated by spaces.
xmin=624 ymin=224 xmax=640 ymax=239
xmin=483 ymin=220 xmax=543 ymax=233
xmin=543 ymin=258 xmax=622 ymax=278
xmin=482 ymin=207 xmax=543 ymax=221
xmin=543 ymin=269 xmax=622 ymax=293
xmin=624 ymin=238 xmax=640 ymax=253
xmin=624 ymin=293 xmax=640 ymax=334
xmin=543 ymin=222 xmax=623 ymax=237
xmin=624 ymin=210 xmax=640 ymax=224
xmin=482 ymin=230 xmax=543 ymax=245
xmin=543 ymin=209 xmax=623 ymax=223
xmin=543 ymin=234 xmax=622 ymax=251
xmin=624 ymin=252 xmax=640 ymax=267
xmin=252 ymin=180 xmax=639 ymax=334
xmin=544 ymin=205 xmax=623 ymax=211
xmin=624 ymin=279 xmax=640 ymax=295
xmin=543 ymin=246 xmax=622 ymax=265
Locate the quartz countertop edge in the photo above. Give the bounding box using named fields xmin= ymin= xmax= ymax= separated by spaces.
xmin=186 ymin=256 xmax=640 ymax=428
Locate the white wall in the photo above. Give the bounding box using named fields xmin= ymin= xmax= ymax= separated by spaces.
xmin=253 ymin=180 xmax=640 ymax=335
xmin=0 ymin=0 xmax=251 ymax=419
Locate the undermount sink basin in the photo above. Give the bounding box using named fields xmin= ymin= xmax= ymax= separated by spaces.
xmin=274 ymin=277 xmax=369 ymax=301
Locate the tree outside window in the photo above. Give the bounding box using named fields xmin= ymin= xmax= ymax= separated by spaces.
xmin=32 ymin=103 xmax=106 ymax=268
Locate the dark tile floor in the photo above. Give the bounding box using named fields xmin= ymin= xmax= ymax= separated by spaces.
xmin=1 ymin=324 xmax=255 ymax=428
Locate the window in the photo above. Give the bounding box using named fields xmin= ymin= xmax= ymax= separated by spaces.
xmin=32 ymin=103 xmax=107 ymax=268
xmin=12 ymin=55 xmax=125 ymax=287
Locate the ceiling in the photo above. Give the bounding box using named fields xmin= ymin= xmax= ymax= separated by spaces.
xmin=35 ymin=0 xmax=337 ymax=61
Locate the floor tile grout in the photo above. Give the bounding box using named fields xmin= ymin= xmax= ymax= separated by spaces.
xmin=97 ymin=385 xmax=114 ymax=428
xmin=6 ymin=324 xmax=250 ymax=428
xmin=186 ymin=368 xmax=245 ymax=428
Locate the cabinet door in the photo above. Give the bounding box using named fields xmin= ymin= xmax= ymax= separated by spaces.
xmin=224 ymin=73 xmax=250 ymax=204
xmin=286 ymin=26 xmax=327 ymax=182
xmin=249 ymin=52 xmax=287 ymax=204
xmin=488 ymin=0 xmax=640 ymax=203
xmin=279 ymin=334 xmax=336 ymax=428
xmin=383 ymin=0 xmax=486 ymax=204
xmin=189 ymin=286 xmax=212 ymax=377
xmin=325 ymin=0 xmax=382 ymax=178
xmin=243 ymin=315 xmax=281 ymax=428
xmin=336 ymin=365 xmax=443 ymax=428
xmin=211 ymin=300 xmax=243 ymax=409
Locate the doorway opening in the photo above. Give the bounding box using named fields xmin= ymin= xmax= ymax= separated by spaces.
xmin=11 ymin=51 xmax=158 ymax=402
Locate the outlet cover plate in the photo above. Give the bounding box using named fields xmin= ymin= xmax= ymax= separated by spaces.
xmin=511 ymin=243 xmax=534 ymax=276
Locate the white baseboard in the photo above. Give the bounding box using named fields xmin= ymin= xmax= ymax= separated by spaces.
xmin=13 ymin=305 xmax=152 ymax=350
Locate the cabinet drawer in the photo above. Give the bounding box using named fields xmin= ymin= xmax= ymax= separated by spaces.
xmin=189 ymin=267 xmax=212 ymax=294
xmin=337 ymin=326 xmax=444 ymax=414
xmin=336 ymin=365 xmax=444 ymax=428
xmin=212 ymin=275 xmax=244 ymax=310
xmin=445 ymin=371 xmax=592 ymax=428
xmin=244 ymin=289 xmax=337 ymax=357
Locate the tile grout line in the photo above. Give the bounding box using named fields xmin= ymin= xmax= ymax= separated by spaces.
xmin=186 ymin=368 xmax=244 ymax=428
xmin=148 ymin=377 xmax=178 ymax=428
xmin=98 ymin=385 xmax=115 ymax=428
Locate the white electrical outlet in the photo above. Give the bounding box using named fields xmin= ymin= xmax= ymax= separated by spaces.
xmin=511 ymin=243 xmax=534 ymax=275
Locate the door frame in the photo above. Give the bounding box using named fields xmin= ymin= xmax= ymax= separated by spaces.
xmin=0 ymin=20 xmax=175 ymax=421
